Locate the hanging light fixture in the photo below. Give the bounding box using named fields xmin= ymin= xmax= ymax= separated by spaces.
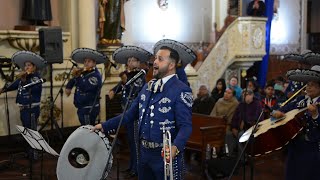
xmin=158 ymin=0 xmax=168 ymax=11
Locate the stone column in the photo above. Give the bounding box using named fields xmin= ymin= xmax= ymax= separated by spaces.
xmin=78 ymin=0 xmax=97 ymax=48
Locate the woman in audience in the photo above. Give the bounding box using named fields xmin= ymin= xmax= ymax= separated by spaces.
xmin=245 ymin=77 xmax=261 ymax=100
xmin=228 ymin=76 xmax=242 ymax=101
xmin=211 ymin=78 xmax=226 ymax=106
xmin=210 ymin=87 xmax=239 ymax=156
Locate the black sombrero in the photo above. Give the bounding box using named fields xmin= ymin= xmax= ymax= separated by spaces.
xmin=12 ymin=51 xmax=47 ymax=70
xmin=287 ymin=65 xmax=320 ymax=83
xmin=153 ymin=39 xmax=197 ymax=67
xmin=112 ymin=45 xmax=153 ymax=64
xmin=71 ymin=48 xmax=107 ymax=64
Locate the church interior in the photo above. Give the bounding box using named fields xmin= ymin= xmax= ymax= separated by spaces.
xmin=0 ymin=0 xmax=320 ymax=179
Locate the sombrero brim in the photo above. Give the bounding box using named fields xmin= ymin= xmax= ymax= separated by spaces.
xmin=112 ymin=46 xmax=153 ymax=64
xmin=283 ymin=53 xmax=304 ymax=62
xmin=287 ymin=69 xmax=320 ymax=83
xmin=12 ymin=51 xmax=46 ymax=69
xmin=71 ymin=48 xmax=107 ymax=64
xmin=304 ymin=52 xmax=320 ymax=65
xmin=153 ymin=39 xmax=197 ymax=67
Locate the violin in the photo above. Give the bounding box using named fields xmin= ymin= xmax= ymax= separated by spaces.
xmin=16 ymin=70 xmax=33 ymax=79
xmin=71 ymin=67 xmax=94 ymax=77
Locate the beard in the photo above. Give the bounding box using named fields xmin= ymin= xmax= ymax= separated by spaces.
xmin=153 ymin=63 xmax=169 ymax=79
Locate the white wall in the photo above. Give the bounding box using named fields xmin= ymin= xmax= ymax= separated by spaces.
xmin=121 ymin=0 xmax=212 ymax=44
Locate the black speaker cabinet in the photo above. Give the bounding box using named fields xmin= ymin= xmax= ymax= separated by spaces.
xmin=39 ymin=27 xmax=63 ymax=64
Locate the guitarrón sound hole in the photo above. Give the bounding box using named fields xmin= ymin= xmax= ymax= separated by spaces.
xmin=68 ymin=148 xmax=90 ymax=168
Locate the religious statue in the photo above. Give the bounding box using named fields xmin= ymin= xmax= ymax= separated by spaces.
xmin=22 ymin=0 xmax=52 ymax=25
xmin=98 ymin=0 xmax=128 ymax=44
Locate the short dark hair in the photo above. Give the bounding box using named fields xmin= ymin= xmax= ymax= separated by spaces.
xmin=159 ymin=46 xmax=180 ymax=65
xmin=265 ymin=83 xmax=274 ymax=89
xmin=226 ymin=87 xmax=236 ymax=96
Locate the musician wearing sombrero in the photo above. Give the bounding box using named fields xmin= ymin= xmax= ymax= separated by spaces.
xmin=272 ymin=65 xmax=320 ymax=180
xmin=0 ymin=51 xmax=46 ymax=130
xmin=153 ymin=39 xmax=197 ymax=86
xmin=65 ymin=48 xmax=104 ymax=126
xmin=94 ymin=45 xmax=193 ymax=180
xmin=108 ymin=45 xmax=153 ymax=178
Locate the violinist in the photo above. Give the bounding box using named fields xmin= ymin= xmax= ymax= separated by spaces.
xmin=108 ymin=46 xmax=153 ymax=178
xmin=271 ymin=65 xmax=320 ymax=180
xmin=0 ymin=51 xmax=46 ymax=130
xmin=65 ymin=48 xmax=105 ymax=126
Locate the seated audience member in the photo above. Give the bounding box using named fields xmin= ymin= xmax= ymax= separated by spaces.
xmin=245 ymin=77 xmax=261 ymax=100
xmin=273 ymin=76 xmax=287 ymax=106
xmin=210 ymin=88 xmax=239 ymax=129
xmin=247 ymin=0 xmax=266 ymax=16
xmin=261 ymin=83 xmax=279 ymax=119
xmin=228 ymin=76 xmax=242 ymax=101
xmin=210 ymin=88 xmax=239 ymax=155
xmin=211 ymin=78 xmax=227 ymax=106
xmin=192 ymin=85 xmax=215 ymax=115
xmin=231 ymin=89 xmax=263 ymax=155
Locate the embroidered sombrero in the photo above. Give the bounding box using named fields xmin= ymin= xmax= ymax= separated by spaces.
xmin=283 ymin=53 xmax=304 ymax=62
xmin=71 ymin=48 xmax=107 ymax=64
xmin=287 ymin=65 xmax=320 ymax=83
xmin=112 ymin=45 xmax=153 ymax=64
xmin=303 ymin=52 xmax=320 ymax=65
xmin=283 ymin=51 xmax=320 ymax=65
xmin=12 ymin=51 xmax=47 ymax=70
xmin=153 ymin=39 xmax=197 ymax=67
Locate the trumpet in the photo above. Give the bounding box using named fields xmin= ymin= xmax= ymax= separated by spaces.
xmin=161 ymin=123 xmax=173 ymax=180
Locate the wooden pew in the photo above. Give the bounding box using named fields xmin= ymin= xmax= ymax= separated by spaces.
xmin=186 ymin=113 xmax=227 ymax=173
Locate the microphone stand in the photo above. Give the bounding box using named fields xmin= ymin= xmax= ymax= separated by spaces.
xmin=1 ymin=82 xmax=11 ymax=136
xmin=228 ymin=107 xmax=265 ymax=180
xmin=100 ymin=83 xmax=135 ymax=180
xmin=88 ymin=63 xmax=113 ymax=125
xmin=38 ymin=63 xmax=77 ymax=138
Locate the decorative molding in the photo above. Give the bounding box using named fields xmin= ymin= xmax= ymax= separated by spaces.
xmin=0 ymin=30 xmax=70 ymax=52
xmin=195 ymin=17 xmax=267 ymax=93
xmin=270 ymin=44 xmax=300 ymax=54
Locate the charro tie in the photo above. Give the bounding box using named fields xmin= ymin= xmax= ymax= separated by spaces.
xmin=148 ymin=79 xmax=163 ymax=93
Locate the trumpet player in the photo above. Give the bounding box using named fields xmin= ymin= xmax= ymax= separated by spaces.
xmin=65 ymin=48 xmax=105 ymax=126
xmin=0 ymin=51 xmax=46 ymax=131
xmin=94 ymin=44 xmax=195 ymax=180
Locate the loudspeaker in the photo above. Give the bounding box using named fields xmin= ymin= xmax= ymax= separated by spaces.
xmin=39 ymin=27 xmax=63 ymax=64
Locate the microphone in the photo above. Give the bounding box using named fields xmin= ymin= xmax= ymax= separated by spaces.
xmin=125 ymin=69 xmax=146 ymax=86
xmin=69 ymin=59 xmax=78 ymax=67
xmin=22 ymin=78 xmax=46 ymax=89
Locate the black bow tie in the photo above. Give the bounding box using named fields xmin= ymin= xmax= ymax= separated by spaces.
xmin=148 ymin=79 xmax=163 ymax=93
